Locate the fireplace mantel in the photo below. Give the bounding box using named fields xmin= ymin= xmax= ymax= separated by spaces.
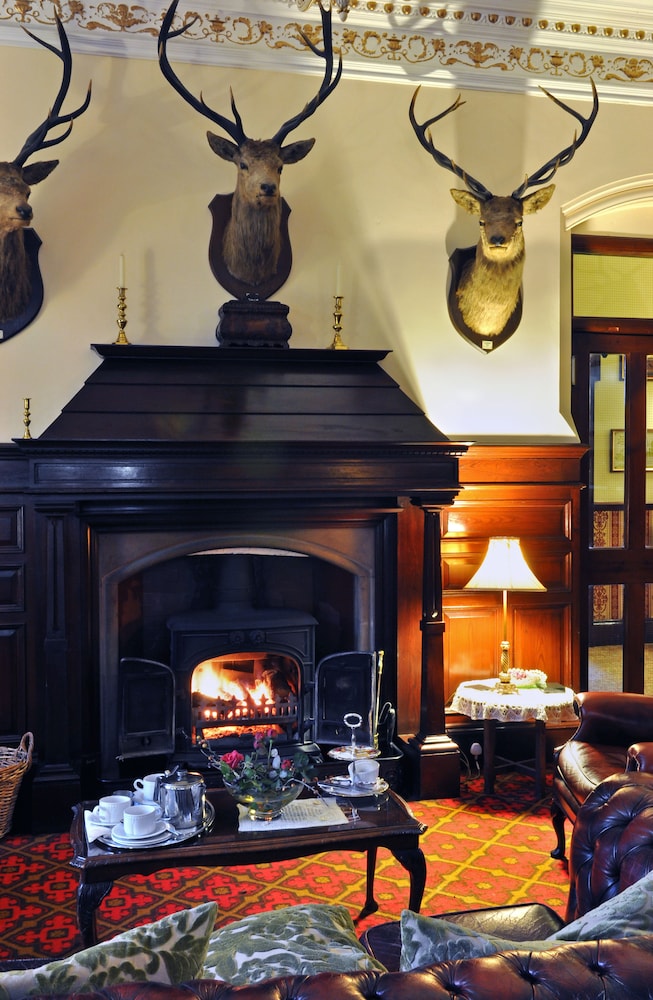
xmin=2 ymin=345 xmax=466 ymax=828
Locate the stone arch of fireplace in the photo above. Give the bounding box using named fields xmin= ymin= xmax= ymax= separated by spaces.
xmin=94 ymin=520 xmax=382 ymax=781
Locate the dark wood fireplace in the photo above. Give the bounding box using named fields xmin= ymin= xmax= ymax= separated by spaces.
xmin=1 ymin=344 xmax=465 ymax=830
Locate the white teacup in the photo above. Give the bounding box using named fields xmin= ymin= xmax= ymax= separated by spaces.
xmin=122 ymin=803 xmax=161 ymax=838
xmin=348 ymin=759 xmax=380 ymax=788
xmin=133 ymin=773 xmax=164 ymax=802
xmin=95 ymin=794 xmax=131 ymax=824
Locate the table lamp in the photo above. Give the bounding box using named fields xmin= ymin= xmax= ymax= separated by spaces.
xmin=464 ymin=537 xmax=546 ymax=686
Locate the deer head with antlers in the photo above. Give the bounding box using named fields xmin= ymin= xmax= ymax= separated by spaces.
xmin=158 ymin=0 xmax=342 ymax=301
xmin=0 ymin=16 xmax=91 ymax=336
xmin=409 ymin=81 xmax=599 ymax=351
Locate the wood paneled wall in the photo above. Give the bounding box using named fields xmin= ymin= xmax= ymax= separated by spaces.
xmin=440 ymin=444 xmax=586 ymax=701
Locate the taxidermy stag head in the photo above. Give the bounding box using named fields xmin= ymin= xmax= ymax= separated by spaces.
xmin=0 ymin=16 xmax=91 ymax=335
xmin=158 ymin=0 xmax=342 ymax=300
xmin=409 ymin=81 xmax=599 ymax=350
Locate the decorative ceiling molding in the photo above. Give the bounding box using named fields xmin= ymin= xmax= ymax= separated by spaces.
xmin=3 ymin=1 xmax=653 ymax=103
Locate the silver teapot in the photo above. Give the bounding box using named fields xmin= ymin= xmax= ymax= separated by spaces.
xmin=158 ymin=766 xmax=206 ymax=830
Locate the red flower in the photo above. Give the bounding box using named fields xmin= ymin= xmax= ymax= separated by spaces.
xmin=220 ymin=750 xmax=245 ymax=770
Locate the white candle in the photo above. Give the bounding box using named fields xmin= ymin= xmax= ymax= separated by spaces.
xmin=118 ymin=254 xmax=126 ymax=288
xmin=335 ymin=262 xmax=342 ymax=297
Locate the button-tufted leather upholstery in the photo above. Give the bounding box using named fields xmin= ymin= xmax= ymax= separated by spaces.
xmin=551 ymin=690 xmax=653 ymax=860
xmin=565 ymin=770 xmax=653 ymax=922
xmin=363 ymin=767 xmax=653 ymax=972
xmin=28 ymin=938 xmax=653 ymax=1000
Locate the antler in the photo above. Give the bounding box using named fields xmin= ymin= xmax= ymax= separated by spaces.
xmin=512 ymin=79 xmax=599 ymax=198
xmin=158 ymin=0 xmax=247 ymax=144
xmin=14 ymin=16 xmax=92 ymax=168
xmin=271 ymin=0 xmax=343 ymax=146
xmin=409 ymin=87 xmax=492 ymax=202
xmin=158 ymin=0 xmax=341 ymax=149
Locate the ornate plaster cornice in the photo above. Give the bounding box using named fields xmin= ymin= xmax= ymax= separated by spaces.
xmin=2 ymin=1 xmax=653 ymax=103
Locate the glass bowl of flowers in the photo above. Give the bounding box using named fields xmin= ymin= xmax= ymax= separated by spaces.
xmin=200 ymin=730 xmax=316 ymax=821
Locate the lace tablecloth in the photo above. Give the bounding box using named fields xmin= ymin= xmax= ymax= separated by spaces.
xmin=451 ymin=680 xmax=578 ymax=725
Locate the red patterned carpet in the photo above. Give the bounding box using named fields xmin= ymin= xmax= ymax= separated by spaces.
xmin=0 ymin=773 xmax=570 ymax=961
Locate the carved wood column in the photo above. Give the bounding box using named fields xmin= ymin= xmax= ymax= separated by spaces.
xmin=399 ymin=504 xmax=460 ymax=799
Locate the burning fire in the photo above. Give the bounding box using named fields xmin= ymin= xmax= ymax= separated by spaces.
xmin=192 ymin=658 xmax=277 ymax=721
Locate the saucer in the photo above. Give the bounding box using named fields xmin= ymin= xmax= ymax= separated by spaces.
xmin=97 ymin=801 xmax=215 ymax=851
xmin=111 ymin=820 xmax=167 ymax=844
xmin=318 ymin=777 xmax=389 ymax=798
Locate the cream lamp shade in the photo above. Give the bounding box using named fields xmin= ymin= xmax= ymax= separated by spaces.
xmin=464 ymin=537 xmax=546 ymax=676
xmin=464 ymin=537 xmax=546 ymax=593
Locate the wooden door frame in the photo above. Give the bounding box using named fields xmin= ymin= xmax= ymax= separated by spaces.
xmin=572 ymin=231 xmax=653 ymax=691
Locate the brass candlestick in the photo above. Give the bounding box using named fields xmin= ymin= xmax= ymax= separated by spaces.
xmin=329 ymin=294 xmax=348 ymax=350
xmin=114 ymin=286 xmax=130 ymax=345
xmin=22 ymin=397 xmax=31 ymax=440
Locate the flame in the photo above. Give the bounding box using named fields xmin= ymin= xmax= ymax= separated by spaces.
xmin=192 ymin=659 xmax=276 ymax=708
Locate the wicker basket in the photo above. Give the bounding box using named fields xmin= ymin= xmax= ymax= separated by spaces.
xmin=0 ymin=732 xmax=33 ymax=839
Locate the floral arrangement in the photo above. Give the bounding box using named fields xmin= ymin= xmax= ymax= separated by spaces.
xmin=509 ymin=668 xmax=548 ymax=689
xmin=200 ymin=729 xmax=315 ymax=796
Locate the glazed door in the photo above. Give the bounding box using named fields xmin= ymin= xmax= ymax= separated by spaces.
xmin=572 ymin=330 xmax=653 ymax=693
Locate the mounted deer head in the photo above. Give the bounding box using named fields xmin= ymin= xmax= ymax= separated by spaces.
xmin=0 ymin=16 xmax=91 ymax=333
xmin=409 ymin=81 xmax=599 ymax=350
xmin=158 ymin=0 xmax=342 ymax=298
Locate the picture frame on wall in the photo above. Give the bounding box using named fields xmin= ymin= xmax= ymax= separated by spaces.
xmin=610 ymin=429 xmax=653 ymax=472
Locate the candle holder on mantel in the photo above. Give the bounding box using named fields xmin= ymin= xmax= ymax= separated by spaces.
xmin=329 ymin=294 xmax=349 ymax=350
xmin=22 ymin=397 xmax=31 ymax=440
xmin=114 ymin=286 xmax=130 ymax=345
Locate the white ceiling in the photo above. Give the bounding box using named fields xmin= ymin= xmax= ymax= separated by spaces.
xmin=2 ymin=1 xmax=653 ymax=103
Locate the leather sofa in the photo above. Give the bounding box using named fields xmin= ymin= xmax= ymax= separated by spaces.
xmin=25 ymin=942 xmax=653 ymax=1000
xmin=551 ymin=689 xmax=653 ymax=859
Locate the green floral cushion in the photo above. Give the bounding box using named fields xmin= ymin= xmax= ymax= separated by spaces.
xmin=0 ymin=902 xmax=218 ymax=999
xmin=400 ymin=870 xmax=653 ymax=971
xmin=398 ymin=910 xmax=552 ymax=971
xmin=202 ymin=903 xmax=387 ymax=984
xmin=549 ymin=869 xmax=653 ymax=942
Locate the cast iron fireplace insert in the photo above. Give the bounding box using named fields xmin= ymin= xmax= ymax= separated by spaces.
xmin=117 ymin=647 xmax=384 ymax=765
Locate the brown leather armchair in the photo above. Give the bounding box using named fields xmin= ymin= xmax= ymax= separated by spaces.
xmin=565 ymin=770 xmax=653 ymax=922
xmin=361 ymin=770 xmax=653 ymax=972
xmin=550 ymin=690 xmax=653 ymax=859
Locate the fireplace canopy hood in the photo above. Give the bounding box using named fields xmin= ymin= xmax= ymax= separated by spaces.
xmin=29 ymin=345 xmax=465 ymax=503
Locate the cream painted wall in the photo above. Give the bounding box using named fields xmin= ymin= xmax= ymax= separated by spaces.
xmin=0 ymin=40 xmax=648 ymax=444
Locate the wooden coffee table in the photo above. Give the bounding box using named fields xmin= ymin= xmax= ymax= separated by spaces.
xmin=70 ymin=787 xmax=427 ymax=946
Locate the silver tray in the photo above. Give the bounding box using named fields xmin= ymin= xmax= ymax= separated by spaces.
xmin=318 ymin=778 xmax=389 ymax=798
xmin=97 ymin=801 xmax=215 ymax=850
xmin=327 ymin=745 xmax=381 ymax=761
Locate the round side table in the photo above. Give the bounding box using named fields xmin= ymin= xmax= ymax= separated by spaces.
xmin=451 ymin=679 xmax=578 ymax=798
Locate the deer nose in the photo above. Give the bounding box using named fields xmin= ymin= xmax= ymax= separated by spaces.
xmin=260 ymin=183 xmax=276 ymax=197
xmin=489 ymin=234 xmax=506 ymax=246
xmin=16 ymin=204 xmax=32 ymax=221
